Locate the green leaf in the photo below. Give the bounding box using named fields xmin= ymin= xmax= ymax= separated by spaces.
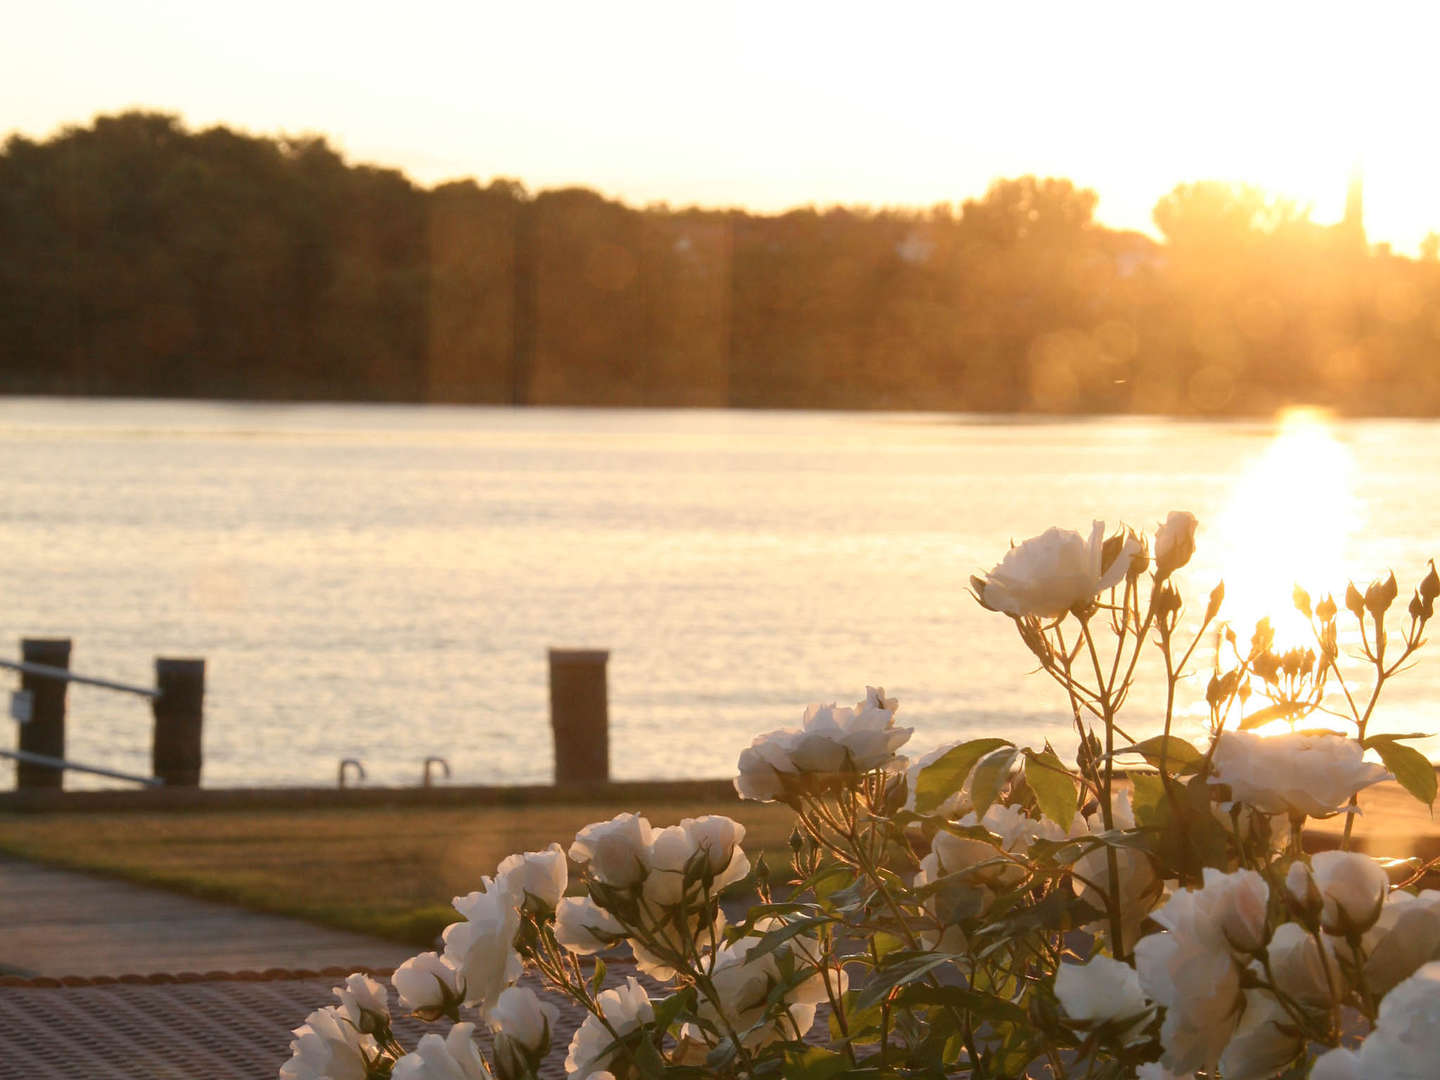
xmin=1129 ymin=772 xmax=1169 ymax=826
xmin=913 ymin=738 xmax=1012 ymax=814
xmin=782 ymin=1047 xmax=849 ymax=1080
xmin=1371 ymin=739 xmax=1437 ymax=808
xmin=1023 ymin=746 xmax=1078 ymax=825
xmin=856 ymin=952 xmax=958 ymax=1010
xmin=745 ymin=915 xmax=833 ymax=961
xmin=650 ymin=986 xmax=697 ymax=1034
xmin=969 ymin=746 xmax=1022 ymax=819
xmin=1238 ymin=701 xmax=1306 ymax=731
xmin=1119 ymin=735 xmax=1203 ymax=774
xmin=589 ymin=956 xmax=606 ymax=995
xmin=892 ymin=983 xmax=1028 ymax=1024
xmin=631 ymin=1031 xmax=667 ymax=1080
xmin=1363 ymin=732 xmax=1431 ymax=747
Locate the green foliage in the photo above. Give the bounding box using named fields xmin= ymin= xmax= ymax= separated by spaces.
xmin=1367 ymin=735 xmax=1438 ymax=808
xmin=1023 ymin=746 xmax=1079 ymax=825
xmin=912 ymin=738 xmax=1011 ymax=814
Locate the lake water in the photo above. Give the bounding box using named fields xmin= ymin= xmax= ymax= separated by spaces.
xmin=2 ymin=398 xmax=1438 ymax=790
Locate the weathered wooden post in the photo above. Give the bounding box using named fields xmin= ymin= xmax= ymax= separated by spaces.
xmin=16 ymin=638 xmax=71 ymax=789
xmin=152 ymin=657 xmax=205 ymax=787
xmin=549 ymin=649 xmax=609 ymax=786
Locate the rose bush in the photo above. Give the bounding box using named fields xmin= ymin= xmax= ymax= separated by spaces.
xmin=282 ymin=517 xmax=1440 ymax=1079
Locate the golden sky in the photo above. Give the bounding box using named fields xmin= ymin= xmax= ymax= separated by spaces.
xmin=6 ymin=0 xmax=1439 ymax=251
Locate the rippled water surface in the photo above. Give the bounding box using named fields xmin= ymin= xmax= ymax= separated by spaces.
xmin=2 ymin=399 xmax=1437 ymax=789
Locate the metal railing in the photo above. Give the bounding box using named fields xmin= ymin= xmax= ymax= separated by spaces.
xmin=6 ymin=638 xmax=205 ymax=791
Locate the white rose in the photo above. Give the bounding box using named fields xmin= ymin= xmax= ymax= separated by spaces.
xmin=569 ymin=813 xmax=654 ymax=887
xmin=917 ymin=831 xmax=1026 ymax=927
xmin=279 ymin=1006 xmax=374 ymax=1080
xmin=391 ymin=1022 xmax=491 ymax=1080
xmin=497 ymin=843 xmax=568 ymax=913
xmin=967 ymin=802 xmax=1067 ymax=854
xmin=734 ymin=692 xmax=912 ymax=802
xmin=490 ymin=985 xmax=557 ymax=1053
xmin=553 ymin=896 xmax=625 ymax=955
xmin=1332 ymin=890 xmax=1440 ymax=997
xmin=332 ymin=972 xmax=390 ymax=1034
xmin=1217 ymin=990 xmax=1302 ymax=1080
xmin=975 ymin=520 xmax=1140 ymax=618
xmin=1210 ymin=730 xmax=1390 ymax=819
xmin=691 ymin=922 xmax=845 ymax=1050
xmin=1071 ymin=841 xmax=1162 ymax=956
xmin=642 ymin=815 xmax=749 ymax=907
xmin=1267 ymin=922 xmax=1343 ymax=1008
xmin=392 ymin=952 xmax=463 ymax=1018
xmin=1135 ymin=1065 xmax=1194 ymax=1080
xmin=1208 ymin=868 xmax=1270 ymax=955
xmin=564 ymin=976 xmax=653 ymax=1079
xmin=1350 ymin=962 xmax=1440 ymax=1078
xmin=1311 ymin=850 xmax=1389 ymax=935
xmin=1309 ymin=1048 xmax=1361 ymax=1080
xmin=443 ymin=884 xmax=524 ymax=1017
xmin=1284 ymin=860 xmax=1324 ymax=926
xmin=1154 ymin=511 xmax=1198 ymax=577
xmin=1053 ymin=954 xmax=1151 ymax=1040
xmin=1134 ymin=884 xmax=1245 ymax=1074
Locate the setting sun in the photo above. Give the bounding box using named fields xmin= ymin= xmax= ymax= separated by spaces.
xmin=1213 ymin=408 xmax=1358 ymax=652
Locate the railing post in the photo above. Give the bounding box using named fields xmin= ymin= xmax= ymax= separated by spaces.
xmin=549 ymin=649 xmax=609 ymax=786
xmin=153 ymin=657 xmax=205 ymax=787
xmin=16 ymin=638 xmax=71 ymax=790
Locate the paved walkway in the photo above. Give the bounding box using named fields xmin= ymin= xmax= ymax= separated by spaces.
xmin=0 ymin=857 xmax=414 ymax=978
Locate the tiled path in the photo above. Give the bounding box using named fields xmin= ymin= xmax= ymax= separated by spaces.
xmin=0 ymin=856 xmax=413 ymax=978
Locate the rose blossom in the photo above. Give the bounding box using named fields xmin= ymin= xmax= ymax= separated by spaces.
xmin=1134 ymin=871 xmax=1252 ymax=1074
xmin=391 ymin=1022 xmax=491 ymax=1080
xmin=1154 ymin=511 xmax=1198 ymax=577
xmin=735 ymin=688 xmax=911 ymax=802
xmin=553 ymin=896 xmax=625 ymax=955
xmin=1267 ymin=922 xmax=1344 ymax=1008
xmin=916 ymin=830 xmax=1027 ymax=928
xmin=490 ymin=985 xmax=559 ymax=1078
xmin=1053 ymin=954 xmax=1151 ymax=1041
xmin=280 ymin=1006 xmax=374 ymax=1080
xmin=332 ymin=972 xmax=390 ymax=1035
xmin=687 ymin=920 xmax=845 ymax=1050
xmin=1310 ymin=850 xmax=1389 ymax=935
xmin=973 ymin=520 xmax=1141 ymax=618
xmin=392 ymin=952 xmax=463 ymax=1018
xmin=1217 ymin=990 xmax=1302 ymax=1080
xmin=496 ymin=843 xmax=568 ymax=914
xmin=643 ymin=816 xmax=749 ymax=906
xmin=1210 ymin=730 xmax=1390 ymax=819
xmin=569 ymin=813 xmax=654 ymax=887
xmin=1329 ymin=888 xmax=1440 ymax=997
xmin=443 ymin=881 xmax=524 ymax=1017
xmin=1339 ymin=962 xmax=1440 ymax=1078
xmin=564 ymin=976 xmax=653 ymax=1079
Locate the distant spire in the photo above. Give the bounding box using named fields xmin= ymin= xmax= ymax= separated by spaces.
xmin=1343 ymin=161 xmax=1365 ymax=245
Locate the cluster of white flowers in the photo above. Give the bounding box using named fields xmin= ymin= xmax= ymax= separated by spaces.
xmin=734 ymin=687 xmax=911 ymax=802
xmin=279 ymin=509 xmax=1440 ymax=1080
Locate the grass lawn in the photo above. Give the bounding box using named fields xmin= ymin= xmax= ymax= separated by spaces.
xmin=0 ymin=796 xmax=799 ymax=946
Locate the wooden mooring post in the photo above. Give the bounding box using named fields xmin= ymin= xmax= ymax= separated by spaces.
xmin=16 ymin=638 xmax=71 ymax=790
xmin=153 ymin=658 xmax=205 ymax=787
xmin=549 ymin=649 xmax=609 ymax=786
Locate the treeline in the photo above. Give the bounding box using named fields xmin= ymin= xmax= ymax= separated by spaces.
xmin=4 ymin=111 xmax=1440 ymax=414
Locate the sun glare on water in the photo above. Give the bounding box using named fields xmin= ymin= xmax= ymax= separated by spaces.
xmin=1212 ymin=408 xmax=1359 ymax=656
